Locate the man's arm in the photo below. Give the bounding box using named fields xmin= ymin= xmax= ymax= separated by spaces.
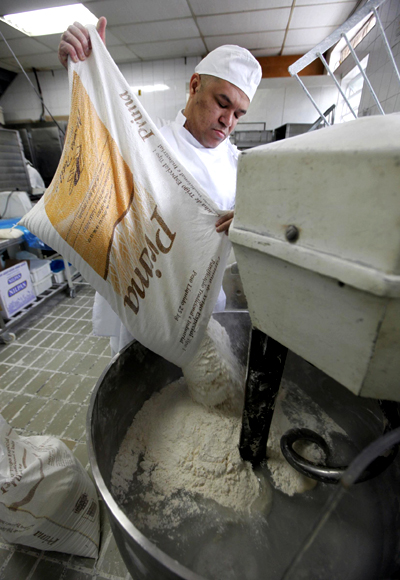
xmin=215 ymin=211 xmax=234 ymax=234
xmin=58 ymin=17 xmax=107 ymax=69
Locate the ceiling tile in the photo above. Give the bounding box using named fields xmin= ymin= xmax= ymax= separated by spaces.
xmin=1 ymin=36 xmax=53 ymax=56
xmin=85 ymin=0 xmax=192 ymax=26
xmin=0 ymin=37 xmax=53 ymax=58
xmin=0 ymin=59 xmax=19 ymax=72
xmin=95 ymin=28 xmax=124 ymax=47
xmin=290 ymin=4 xmax=356 ymax=29
xmin=112 ymin=18 xmax=200 ymax=44
xmin=250 ymin=47 xmax=285 ymax=57
xmin=108 ymin=44 xmax=140 ymax=62
xmin=37 ymin=28 xmax=123 ymax=52
xmin=190 ymin=0 xmax=291 ymax=16
xmin=1 ymin=52 xmax=61 ymax=69
xmin=205 ymin=30 xmax=286 ymax=52
xmin=295 ymin=0 xmax=357 ymax=4
xmin=282 ymin=45 xmax=320 ymax=56
xmin=0 ymin=0 xmax=80 ymax=14
xmin=0 ymin=20 xmax=27 ymax=40
xmin=197 ymin=8 xmax=291 ymax=36
xmin=29 ymin=52 xmax=63 ymax=68
xmin=285 ymin=26 xmax=338 ymax=46
xmin=129 ymin=38 xmax=206 ymax=60
xmin=30 ymin=33 xmax=65 ymax=52
xmin=0 ymin=0 xmax=365 ymax=70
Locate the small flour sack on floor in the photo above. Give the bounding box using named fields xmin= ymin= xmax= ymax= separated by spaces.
xmin=20 ymin=25 xmax=232 ymax=367
xmin=0 ymin=415 xmax=99 ymax=557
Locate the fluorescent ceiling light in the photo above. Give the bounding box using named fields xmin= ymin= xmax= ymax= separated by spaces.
xmin=131 ymin=84 xmax=170 ymax=94
xmin=0 ymin=4 xmax=98 ymax=37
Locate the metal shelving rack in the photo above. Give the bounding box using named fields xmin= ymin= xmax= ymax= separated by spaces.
xmin=0 ymin=237 xmax=85 ymax=343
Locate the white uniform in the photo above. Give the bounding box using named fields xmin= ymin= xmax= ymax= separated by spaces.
xmin=93 ymin=110 xmax=240 ymax=355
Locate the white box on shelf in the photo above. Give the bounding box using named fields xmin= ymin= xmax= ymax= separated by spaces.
xmin=52 ymin=270 xmax=66 ymax=284
xmin=29 ymin=259 xmax=52 ymax=283
xmin=0 ymin=262 xmax=36 ymax=319
xmin=32 ymin=273 xmax=53 ymax=296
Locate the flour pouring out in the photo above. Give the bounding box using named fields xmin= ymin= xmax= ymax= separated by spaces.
xmin=182 ymin=316 xmax=246 ymax=409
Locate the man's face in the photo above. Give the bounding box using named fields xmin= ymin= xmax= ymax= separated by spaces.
xmin=184 ymin=74 xmax=249 ymax=149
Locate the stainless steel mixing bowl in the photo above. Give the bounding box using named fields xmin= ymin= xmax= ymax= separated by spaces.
xmin=87 ymin=311 xmax=400 ymax=580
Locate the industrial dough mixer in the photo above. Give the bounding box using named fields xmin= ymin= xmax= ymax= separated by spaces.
xmin=88 ymin=2 xmax=400 ymax=574
xmin=232 ymin=113 xmax=400 ymax=474
xmin=88 ymin=112 xmax=400 ymax=579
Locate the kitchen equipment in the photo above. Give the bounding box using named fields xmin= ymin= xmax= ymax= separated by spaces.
xmin=230 ymin=113 xmax=400 ymax=402
xmin=231 ymin=112 xmax=400 ymax=473
xmin=0 ymin=128 xmax=31 ymax=195
xmin=88 ymin=311 xmax=400 ymax=580
xmin=87 ymin=1 xmax=400 ymax=576
xmin=87 ymin=117 xmax=400 ymax=580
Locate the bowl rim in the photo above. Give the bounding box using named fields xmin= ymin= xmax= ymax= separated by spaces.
xmin=86 ymin=341 xmax=206 ymax=580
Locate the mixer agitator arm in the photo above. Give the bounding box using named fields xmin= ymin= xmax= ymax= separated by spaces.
xmin=280 ymin=398 xmax=400 ymax=484
xmin=239 ymin=329 xmax=288 ymax=466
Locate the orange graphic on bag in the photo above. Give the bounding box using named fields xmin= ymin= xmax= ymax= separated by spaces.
xmin=44 ymin=72 xmax=153 ymax=285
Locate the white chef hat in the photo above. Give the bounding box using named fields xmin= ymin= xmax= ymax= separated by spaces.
xmin=194 ymin=45 xmax=262 ymax=102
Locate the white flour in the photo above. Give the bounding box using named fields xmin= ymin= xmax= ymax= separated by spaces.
xmin=111 ymin=320 xmax=347 ymax=532
xmin=111 ymin=378 xmax=262 ymax=527
xmin=182 ymin=317 xmax=245 ymax=408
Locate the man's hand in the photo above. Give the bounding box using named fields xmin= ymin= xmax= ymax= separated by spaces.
xmin=58 ymin=16 xmax=107 ymax=69
xmin=215 ymin=211 xmax=234 ymax=235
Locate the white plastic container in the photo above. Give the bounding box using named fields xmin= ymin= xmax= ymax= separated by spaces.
xmin=52 ymin=270 xmax=66 ymax=284
xmin=230 ymin=114 xmax=400 ymax=402
xmin=29 ymin=259 xmax=52 ymax=283
xmin=32 ymin=273 xmax=53 ymax=296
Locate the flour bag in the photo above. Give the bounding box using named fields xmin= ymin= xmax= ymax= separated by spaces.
xmin=0 ymin=416 xmax=99 ymax=557
xmin=20 ymin=25 xmax=231 ymax=367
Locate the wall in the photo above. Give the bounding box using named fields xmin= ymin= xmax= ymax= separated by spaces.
xmin=336 ymin=0 xmax=400 ymax=116
xmin=0 ymin=61 xmax=339 ymax=133
xmin=242 ymin=75 xmax=338 ymax=130
xmin=0 ymin=56 xmax=201 ymax=126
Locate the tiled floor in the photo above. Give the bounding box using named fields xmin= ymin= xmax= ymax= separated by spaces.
xmin=0 ymin=284 xmax=132 ymax=580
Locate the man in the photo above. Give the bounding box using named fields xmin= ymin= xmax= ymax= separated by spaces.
xmin=58 ymin=17 xmax=262 ymax=354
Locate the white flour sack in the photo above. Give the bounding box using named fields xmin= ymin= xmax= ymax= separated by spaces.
xmin=20 ymin=25 xmax=231 ymax=367
xmin=0 ymin=416 xmax=99 ymax=557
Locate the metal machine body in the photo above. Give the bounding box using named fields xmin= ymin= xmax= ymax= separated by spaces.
xmin=230 ymin=113 xmax=400 ymax=402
